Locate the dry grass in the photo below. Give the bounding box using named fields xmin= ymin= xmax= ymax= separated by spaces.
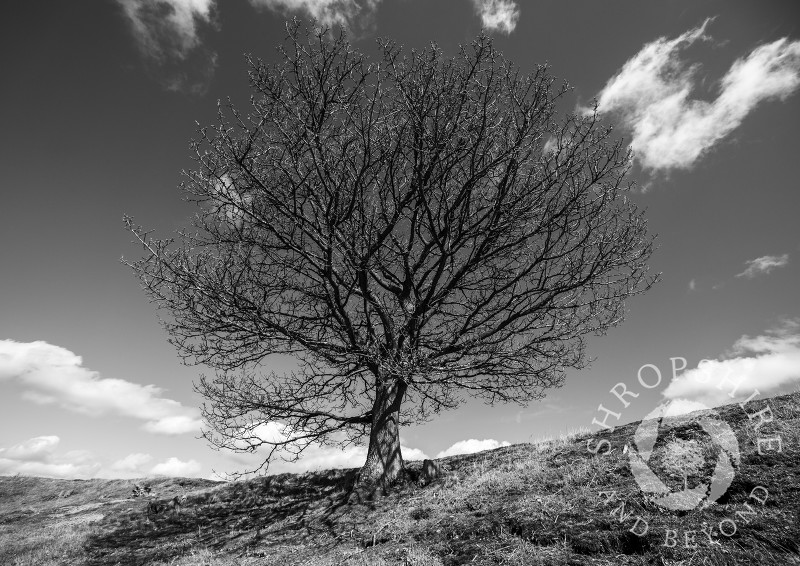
xmin=1 ymin=392 xmax=799 ymax=565
xmin=0 ymin=520 xmax=96 ymax=566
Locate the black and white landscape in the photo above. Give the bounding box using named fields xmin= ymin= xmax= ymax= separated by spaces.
xmin=0 ymin=2 xmax=799 ymax=564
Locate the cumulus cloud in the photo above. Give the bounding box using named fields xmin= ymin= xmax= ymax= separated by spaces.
xmin=247 ymin=0 xmax=382 ymax=30
xmin=267 ymin=444 xmax=365 ymax=474
xmin=399 ymin=444 xmax=428 ymax=461
xmin=591 ymin=19 xmax=800 ymax=172
xmin=0 ymin=436 xmax=102 ymax=479
xmin=436 ymin=438 xmax=510 ymax=458
xmin=143 ymin=415 xmax=203 ymax=435
xmin=471 ymin=0 xmax=519 ymax=34
xmin=663 ymin=320 xmax=800 ymax=410
xmin=224 ymin=422 xmax=427 ymax=474
xmin=110 ymin=453 xmax=154 ymax=472
xmin=150 ymin=457 xmax=203 ymax=477
xmin=262 ymin=442 xmax=427 ymax=474
xmin=0 ymin=438 xmax=206 ymax=480
xmin=106 ymin=453 xmax=205 ymax=479
xmin=736 ymin=254 xmax=789 ymax=278
xmin=0 ymin=340 xmax=201 ymax=435
xmin=1 ymin=435 xmax=60 ymax=462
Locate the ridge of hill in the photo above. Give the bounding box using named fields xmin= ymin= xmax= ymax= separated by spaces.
xmin=1 ymin=391 xmax=799 ymax=565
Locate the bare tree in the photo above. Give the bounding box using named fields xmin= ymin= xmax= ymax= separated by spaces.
xmin=125 ymin=21 xmax=657 ymax=490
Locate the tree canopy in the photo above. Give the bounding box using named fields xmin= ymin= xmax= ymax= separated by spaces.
xmin=125 ymin=21 xmax=657 ymax=488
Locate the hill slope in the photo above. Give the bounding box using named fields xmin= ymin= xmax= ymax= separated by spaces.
xmin=2 ymin=391 xmax=799 ymax=566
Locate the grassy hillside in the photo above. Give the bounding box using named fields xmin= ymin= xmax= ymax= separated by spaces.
xmin=2 ymin=391 xmax=799 ymax=566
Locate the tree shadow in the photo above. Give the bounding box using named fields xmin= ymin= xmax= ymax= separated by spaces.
xmin=83 ymin=469 xmax=362 ymax=566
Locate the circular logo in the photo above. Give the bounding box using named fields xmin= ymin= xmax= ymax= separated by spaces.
xmin=627 ymin=401 xmax=740 ymax=511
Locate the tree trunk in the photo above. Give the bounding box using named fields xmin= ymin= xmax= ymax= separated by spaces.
xmin=357 ymin=376 xmax=407 ymax=492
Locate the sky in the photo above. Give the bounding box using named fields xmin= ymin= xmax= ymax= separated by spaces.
xmin=1 ymin=0 xmax=799 ymax=481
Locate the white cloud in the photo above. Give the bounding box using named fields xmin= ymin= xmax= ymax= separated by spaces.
xmin=471 ymin=0 xmax=519 ymax=34
xmin=663 ymin=320 xmax=800 ymax=409
xmin=541 ymin=136 xmax=558 ymax=156
xmin=143 ymin=415 xmax=203 ymax=435
xmin=213 ymin=174 xmax=254 ymax=228
xmin=400 ymin=445 xmax=428 ymax=461
xmin=117 ymin=0 xmax=216 ymax=59
xmin=110 ymin=453 xmax=154 ymax=472
xmin=117 ymin=0 xmax=219 ymax=94
xmin=0 ymin=459 xmax=100 ymax=479
xmin=278 ymin=444 xmax=368 ymax=472
xmin=0 ymin=340 xmax=202 ymax=435
xmin=247 ymin=0 xmax=382 ymax=29
xmin=736 ymin=254 xmax=789 ymax=278
xmin=263 ymin=442 xmax=427 ymax=474
xmin=231 ymin=421 xmax=293 ymax=450
xmin=105 ymin=453 xmax=206 ymax=479
xmin=0 ymin=438 xmax=206 ymax=480
xmin=150 ymin=457 xmax=203 ymax=477
xmin=436 ymin=438 xmax=510 ymax=458
xmin=0 ymin=436 xmax=102 ymax=479
xmin=1 ymin=435 xmax=60 ymax=462
xmin=224 ymin=422 xmax=427 ymax=474
xmin=591 ymin=19 xmax=800 ymax=172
